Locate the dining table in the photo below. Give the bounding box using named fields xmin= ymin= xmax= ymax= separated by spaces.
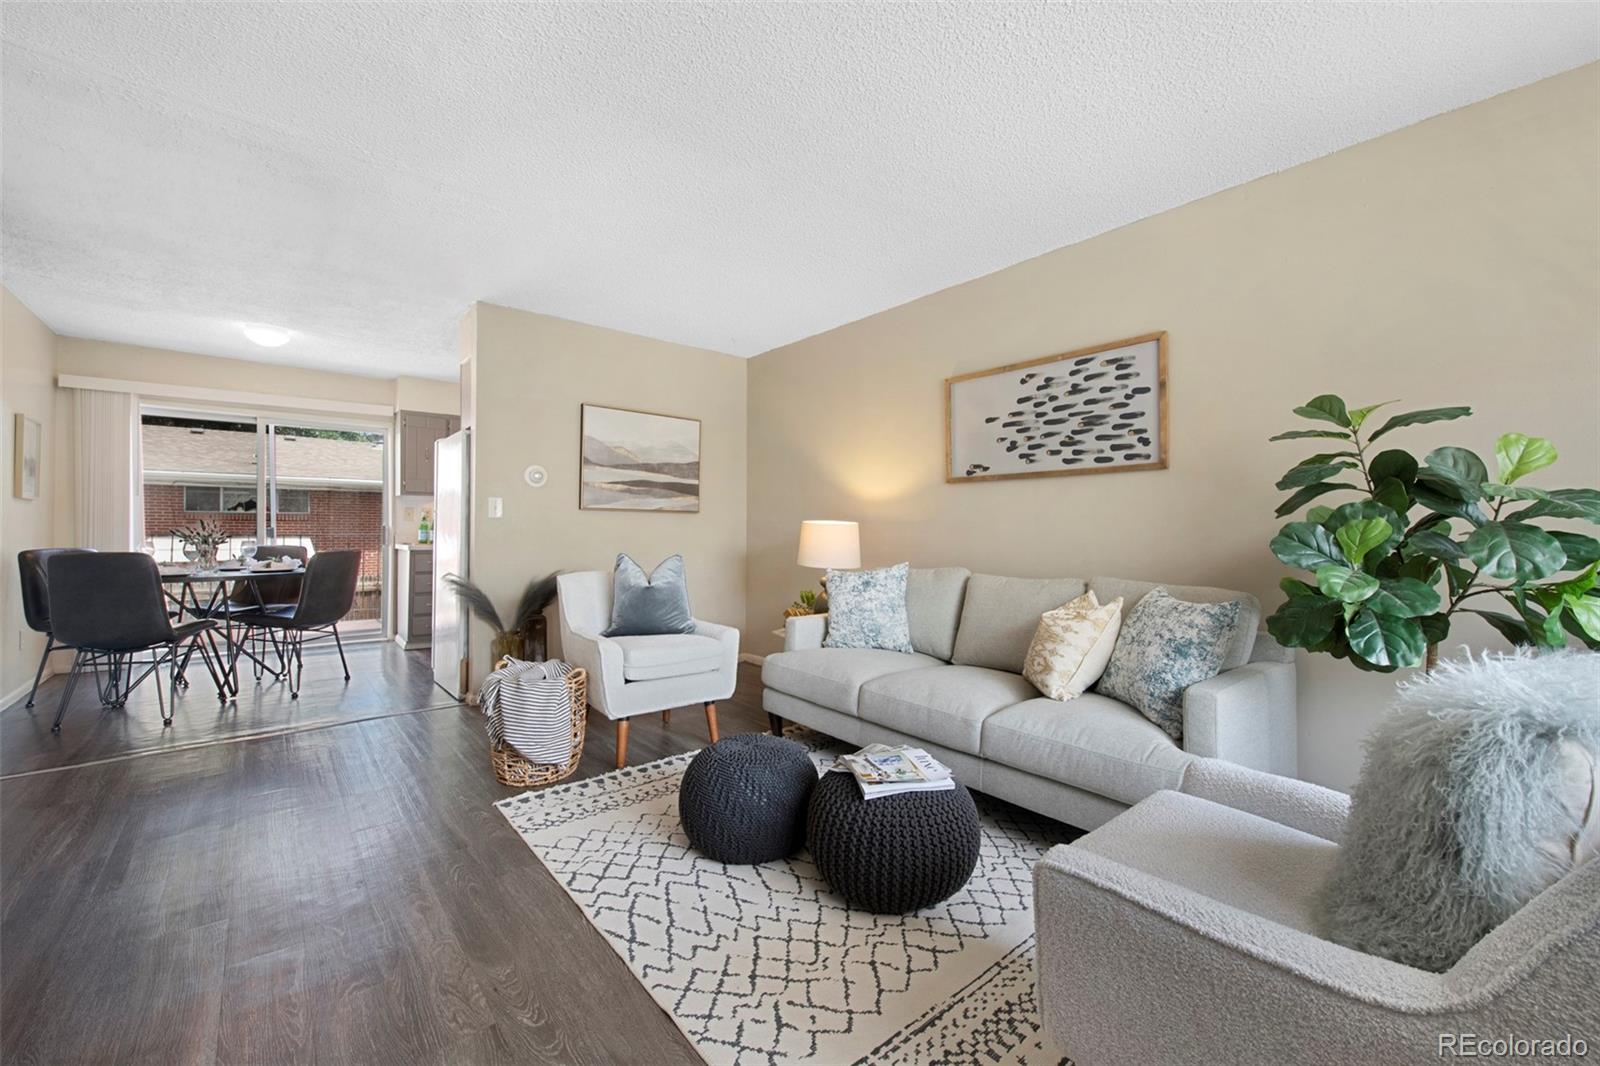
xmin=160 ymin=562 xmax=306 ymax=700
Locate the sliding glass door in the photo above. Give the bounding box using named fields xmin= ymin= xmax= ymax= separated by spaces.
xmin=140 ymin=409 xmax=391 ymax=638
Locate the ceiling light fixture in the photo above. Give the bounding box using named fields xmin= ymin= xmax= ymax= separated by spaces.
xmin=240 ymin=323 xmax=292 ymax=347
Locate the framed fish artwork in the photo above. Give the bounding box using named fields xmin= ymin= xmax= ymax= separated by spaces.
xmin=945 ymin=332 xmax=1168 ymax=483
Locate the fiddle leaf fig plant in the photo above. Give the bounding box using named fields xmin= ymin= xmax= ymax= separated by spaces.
xmin=1265 ymin=396 xmax=1600 ymax=672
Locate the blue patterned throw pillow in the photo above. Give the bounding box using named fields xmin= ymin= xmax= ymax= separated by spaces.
xmin=1095 ymin=588 xmax=1241 ymax=742
xmin=823 ymin=562 xmax=914 ymax=653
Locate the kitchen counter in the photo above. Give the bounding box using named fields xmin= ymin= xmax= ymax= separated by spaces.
xmin=395 ymin=546 xmax=434 ymax=649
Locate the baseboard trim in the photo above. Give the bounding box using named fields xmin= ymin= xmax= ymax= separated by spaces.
xmin=1 ymin=671 xmax=51 ymax=712
xmin=738 ymin=652 xmax=766 ymax=666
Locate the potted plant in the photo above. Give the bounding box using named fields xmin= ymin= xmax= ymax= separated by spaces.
xmin=172 ymin=518 xmax=229 ymax=570
xmin=1264 ymin=395 xmax=1599 ymax=671
xmin=443 ymin=572 xmax=560 ymax=662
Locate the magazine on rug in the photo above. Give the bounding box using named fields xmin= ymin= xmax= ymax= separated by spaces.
xmin=826 ymin=744 xmax=955 ymax=799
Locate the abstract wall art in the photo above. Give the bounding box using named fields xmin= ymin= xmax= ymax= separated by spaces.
xmin=580 ymin=404 xmax=701 ymax=512
xmin=945 ymin=332 xmax=1168 ymax=483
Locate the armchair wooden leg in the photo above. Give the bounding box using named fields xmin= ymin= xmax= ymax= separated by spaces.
xmin=615 ymin=719 xmax=630 ymax=770
xmin=703 ymin=702 xmax=720 ymax=745
xmin=768 ymin=712 xmax=784 ymax=737
xmin=661 ymin=709 xmax=671 ymax=726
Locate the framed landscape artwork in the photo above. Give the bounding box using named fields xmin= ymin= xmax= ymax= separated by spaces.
xmin=12 ymin=414 xmax=40 ymax=500
xmin=945 ymin=332 xmax=1168 ymax=483
xmin=580 ymin=404 xmax=701 ymax=512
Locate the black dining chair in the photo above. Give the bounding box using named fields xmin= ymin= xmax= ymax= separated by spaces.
xmin=232 ymin=549 xmax=360 ymax=698
xmin=46 ymin=552 xmax=224 ymax=731
xmin=16 ymin=548 xmax=96 ymax=709
xmin=202 ymin=543 xmax=309 ymax=684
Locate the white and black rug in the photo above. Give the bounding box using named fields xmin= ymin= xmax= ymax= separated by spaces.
xmin=495 ymin=738 xmax=1077 ymax=1066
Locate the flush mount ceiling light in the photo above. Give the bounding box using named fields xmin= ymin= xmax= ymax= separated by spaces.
xmin=240 ymin=323 xmax=292 ymax=347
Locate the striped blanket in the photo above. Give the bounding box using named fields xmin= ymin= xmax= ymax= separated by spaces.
xmin=480 ymin=658 xmax=577 ymax=765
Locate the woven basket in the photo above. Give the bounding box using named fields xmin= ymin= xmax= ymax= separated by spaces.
xmin=488 ymin=663 xmax=587 ymax=788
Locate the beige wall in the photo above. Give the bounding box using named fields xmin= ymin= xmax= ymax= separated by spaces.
xmin=468 ymin=302 xmax=747 ymax=685
xmin=1 ymin=289 xmax=62 ymax=701
xmin=745 ymin=65 xmax=1600 ymax=789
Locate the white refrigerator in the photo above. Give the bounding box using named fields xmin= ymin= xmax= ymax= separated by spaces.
xmin=431 ymin=429 xmax=471 ymax=699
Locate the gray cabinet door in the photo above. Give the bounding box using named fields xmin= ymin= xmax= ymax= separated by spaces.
xmin=399 ymin=411 xmax=451 ymax=494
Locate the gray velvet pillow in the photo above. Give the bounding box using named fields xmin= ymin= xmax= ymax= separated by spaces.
xmin=603 ymin=554 xmax=696 ymax=637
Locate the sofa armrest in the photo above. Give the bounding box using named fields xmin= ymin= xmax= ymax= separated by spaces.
xmin=560 ymin=628 xmax=624 ymax=717
xmin=1179 ymin=757 xmax=1348 ymax=843
xmin=693 ymin=618 xmax=741 ymax=672
xmin=1182 ymin=661 xmax=1296 ymax=776
xmin=784 ymin=613 xmax=828 ymax=651
xmin=1249 ymin=629 xmax=1295 ymax=664
xmin=1033 ymin=844 xmax=1456 ymax=1065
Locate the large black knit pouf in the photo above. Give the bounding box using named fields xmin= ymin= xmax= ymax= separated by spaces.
xmin=807 ymin=772 xmax=981 ymax=914
xmin=679 ymin=734 xmax=818 ymax=864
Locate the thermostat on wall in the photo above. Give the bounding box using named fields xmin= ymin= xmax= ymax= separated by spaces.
xmin=523 ymin=464 xmax=548 ymax=488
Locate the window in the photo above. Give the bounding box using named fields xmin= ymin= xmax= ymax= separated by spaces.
xmin=181 ymin=486 xmax=310 ymax=514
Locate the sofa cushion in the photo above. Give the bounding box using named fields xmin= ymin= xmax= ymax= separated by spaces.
xmin=1088 ymin=577 xmax=1260 ymax=670
xmin=906 ymin=567 xmax=970 ymax=661
xmin=859 ymin=665 xmax=1038 ymax=755
xmin=1073 ymin=789 xmax=1339 ymax=935
xmin=981 ymin=694 xmax=1194 ymax=807
xmin=762 ymin=648 xmax=941 ymax=716
xmin=951 ymin=574 xmax=1087 ymax=673
xmin=611 ymin=634 xmax=722 ymax=681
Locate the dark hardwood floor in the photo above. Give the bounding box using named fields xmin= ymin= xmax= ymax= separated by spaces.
xmin=1 ymin=655 xmax=773 ymax=1065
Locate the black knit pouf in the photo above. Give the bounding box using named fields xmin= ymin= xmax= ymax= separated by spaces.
xmin=806 ymin=771 xmax=981 ymax=914
xmin=679 ymin=734 xmax=818 ymax=864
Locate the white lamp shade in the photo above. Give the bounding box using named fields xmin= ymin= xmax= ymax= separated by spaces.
xmin=797 ymin=520 xmax=861 ymax=570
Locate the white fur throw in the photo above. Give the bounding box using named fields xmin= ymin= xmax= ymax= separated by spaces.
xmin=1318 ymin=648 xmax=1599 ymax=972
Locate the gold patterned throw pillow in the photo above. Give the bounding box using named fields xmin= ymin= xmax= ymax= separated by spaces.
xmin=1023 ymin=592 xmax=1124 ymax=702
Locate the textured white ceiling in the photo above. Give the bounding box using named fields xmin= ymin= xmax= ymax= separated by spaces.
xmin=3 ymin=3 xmax=1595 ymax=378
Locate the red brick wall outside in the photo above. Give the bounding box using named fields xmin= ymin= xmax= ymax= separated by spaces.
xmin=144 ymin=484 xmax=383 ymax=584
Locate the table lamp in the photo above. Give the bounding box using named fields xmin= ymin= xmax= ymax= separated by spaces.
xmin=794 ymin=520 xmax=860 ymax=614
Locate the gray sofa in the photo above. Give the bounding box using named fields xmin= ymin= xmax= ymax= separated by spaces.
xmin=761 ymin=568 xmax=1297 ymax=831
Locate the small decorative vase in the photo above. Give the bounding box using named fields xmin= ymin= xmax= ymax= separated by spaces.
xmin=197 ymin=545 xmax=218 ymax=570
xmin=518 ymin=615 xmax=549 ymax=662
xmin=491 ymin=630 xmax=524 ymax=664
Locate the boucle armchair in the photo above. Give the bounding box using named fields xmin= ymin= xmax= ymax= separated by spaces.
xmin=556 ymin=571 xmax=739 ymax=767
xmin=1034 ymin=758 xmax=1600 ymax=1066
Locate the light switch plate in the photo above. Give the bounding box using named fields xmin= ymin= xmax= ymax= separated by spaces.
xmin=488 ymin=496 xmax=504 ymax=518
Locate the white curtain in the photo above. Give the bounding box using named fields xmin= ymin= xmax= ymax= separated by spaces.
xmin=72 ymin=389 xmax=142 ymax=550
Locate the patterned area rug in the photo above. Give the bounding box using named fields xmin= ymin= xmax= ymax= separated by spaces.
xmin=495 ymin=738 xmax=1077 ymax=1066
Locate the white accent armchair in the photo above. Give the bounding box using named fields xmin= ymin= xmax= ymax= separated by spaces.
xmin=556 ymin=571 xmax=740 ymax=768
xmin=1033 ymin=758 xmax=1600 ymax=1065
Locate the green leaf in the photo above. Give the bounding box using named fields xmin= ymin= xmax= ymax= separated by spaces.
xmin=1335 ymin=518 xmax=1393 ymax=569
xmin=1274 ymin=481 xmax=1358 ymax=519
xmin=1292 ymin=394 xmax=1351 ymax=428
xmin=1418 ymin=447 xmax=1489 ymax=501
xmin=1345 ymin=609 xmax=1427 ymax=668
xmin=1369 ymin=406 xmax=1472 ymax=441
xmin=1368 ymin=449 xmax=1419 ymax=485
xmin=1346 ymin=400 xmax=1399 ymax=430
xmin=1365 ymin=577 xmax=1442 ymax=618
xmin=1306 ymin=505 xmax=1335 ymax=524
xmin=1321 ymin=501 xmax=1404 ymax=558
xmin=1396 ymin=555 xmax=1441 ymax=584
xmin=1515 ymin=488 xmax=1600 ymax=525
xmin=1551 ymin=531 xmax=1600 ymax=570
xmin=1495 ymin=433 xmax=1558 ymax=484
xmin=1265 ymin=596 xmax=1342 ymax=649
xmin=1280 ymin=577 xmax=1319 ymax=599
xmin=1271 ymin=522 xmax=1350 ymax=571
xmin=1406 ymin=529 xmax=1464 ymax=562
xmin=1469 ymin=610 xmax=1537 ymax=646
xmin=1276 ymin=462 xmax=1357 ymax=490
xmin=1446 ymin=563 xmax=1473 ymax=598
xmin=1568 ymin=596 xmax=1600 ymax=642
xmin=1417 ymin=613 xmax=1451 ymax=644
xmin=1462 ymin=522 xmax=1567 ymax=583
xmin=1483 ymin=483 xmax=1548 ymax=502
xmin=1411 ymin=483 xmax=1487 ymax=526
xmin=1268 ymin=429 xmax=1353 ymax=442
xmin=1372 ymin=477 xmax=1411 ymax=517
xmin=1316 ymin=565 xmax=1380 ymax=603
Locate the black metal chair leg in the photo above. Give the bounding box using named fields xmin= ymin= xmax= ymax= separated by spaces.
xmin=332 ymin=624 xmax=350 ymax=681
xmin=290 ymin=631 xmax=304 ymax=699
xmin=24 ymin=635 xmax=54 ymax=709
xmin=51 ymin=651 xmax=87 ymax=733
xmin=168 ymin=646 xmax=180 ymax=726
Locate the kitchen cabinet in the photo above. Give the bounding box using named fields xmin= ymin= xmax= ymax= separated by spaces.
xmin=395 ymin=545 xmax=434 ymax=649
xmin=397 ymin=410 xmax=460 ymax=495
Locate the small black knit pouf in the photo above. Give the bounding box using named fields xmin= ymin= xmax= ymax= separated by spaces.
xmin=679 ymin=734 xmax=818 ymax=864
xmin=806 ymin=771 xmax=981 ymax=914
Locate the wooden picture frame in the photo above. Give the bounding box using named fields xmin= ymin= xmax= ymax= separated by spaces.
xmin=945 ymin=332 xmax=1168 ymax=483
xmin=13 ymin=414 xmax=40 ymax=500
xmin=579 ymin=403 xmax=702 ymax=513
